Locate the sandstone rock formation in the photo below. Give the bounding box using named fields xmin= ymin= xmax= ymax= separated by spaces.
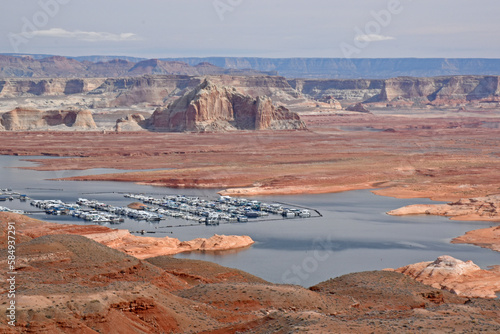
xmin=318 ymin=95 xmax=343 ymax=109
xmin=114 ymin=113 xmax=146 ymax=131
xmin=148 ymin=80 xmax=307 ymax=132
xmin=0 ymin=107 xmax=97 ymax=130
xmin=389 ymin=255 xmax=500 ymax=299
xmin=346 ymin=102 xmax=371 ymax=113
xmin=387 ymin=194 xmax=500 ymax=222
xmin=90 ymin=231 xmax=255 ymax=259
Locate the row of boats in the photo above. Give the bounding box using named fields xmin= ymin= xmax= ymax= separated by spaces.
xmin=0 ymin=184 xmax=316 ymax=225
xmin=1 ymin=189 xmax=28 ymax=214
xmin=28 ymin=193 xmax=313 ymax=225
xmin=125 ymin=194 xmax=312 ymax=222
xmin=0 ymin=189 xmax=28 ymax=202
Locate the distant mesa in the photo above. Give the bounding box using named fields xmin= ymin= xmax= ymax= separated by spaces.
xmin=0 ymin=107 xmax=96 ymax=131
xmin=147 ymin=79 xmax=307 ymax=132
xmin=0 ymin=55 xmax=272 ymax=78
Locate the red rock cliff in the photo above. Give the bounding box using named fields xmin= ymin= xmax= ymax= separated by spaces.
xmin=148 ymin=80 xmax=306 ymax=132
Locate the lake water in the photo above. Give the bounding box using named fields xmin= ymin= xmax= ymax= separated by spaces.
xmin=1 ymin=155 xmax=498 ymax=287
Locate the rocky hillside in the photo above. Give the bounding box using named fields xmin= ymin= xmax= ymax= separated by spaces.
xmin=390 ymin=255 xmax=500 ymax=299
xmin=148 ymin=80 xmax=306 ymax=132
xmin=1 ymin=213 xmax=499 ymax=333
xmin=0 ymin=55 xmax=270 ymax=78
xmin=0 ymin=108 xmax=96 ymax=131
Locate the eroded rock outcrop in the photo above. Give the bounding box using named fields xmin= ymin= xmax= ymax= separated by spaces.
xmin=388 ymin=255 xmax=500 ymax=299
xmin=89 ymin=231 xmax=255 ymax=259
xmin=0 ymin=107 xmax=97 ymax=130
xmin=114 ymin=113 xmax=147 ymax=131
xmin=346 ymin=102 xmax=371 ymax=113
xmin=148 ymin=80 xmax=307 ymax=132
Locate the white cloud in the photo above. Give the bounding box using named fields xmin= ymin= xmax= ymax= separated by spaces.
xmin=30 ymin=28 xmax=139 ymax=42
xmin=354 ymin=34 xmax=395 ymax=43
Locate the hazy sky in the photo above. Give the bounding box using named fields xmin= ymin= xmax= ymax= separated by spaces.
xmin=1 ymin=0 xmax=498 ymax=58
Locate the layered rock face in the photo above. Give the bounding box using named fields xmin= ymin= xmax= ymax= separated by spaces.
xmin=0 ymin=108 xmax=96 ymax=130
xmin=0 ymin=78 xmax=106 ymax=97
xmin=148 ymin=80 xmax=306 ymax=132
xmin=3 ymin=75 xmax=500 ymax=111
xmin=289 ymin=78 xmax=384 ymax=102
xmin=380 ymin=76 xmax=500 ymax=105
xmin=291 ymin=76 xmax=500 ymax=106
xmin=0 ymin=75 xmax=306 ymax=108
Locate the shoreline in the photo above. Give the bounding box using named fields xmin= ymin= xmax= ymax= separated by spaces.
xmin=3 ymin=152 xmax=499 ymax=254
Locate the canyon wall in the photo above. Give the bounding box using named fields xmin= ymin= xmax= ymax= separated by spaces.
xmin=2 ymin=75 xmax=500 ymax=112
xmin=0 ymin=78 xmax=106 ymax=97
xmin=0 ymin=108 xmax=97 ymax=131
xmin=380 ymin=76 xmax=500 ymax=104
xmin=0 ymin=75 xmax=306 ymax=108
xmin=293 ymin=76 xmax=500 ymax=105
xmin=289 ymin=78 xmax=385 ymax=102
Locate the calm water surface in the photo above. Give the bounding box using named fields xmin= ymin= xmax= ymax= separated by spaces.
xmin=1 ymin=155 xmax=498 ymax=287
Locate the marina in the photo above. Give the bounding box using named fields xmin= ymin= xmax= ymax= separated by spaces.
xmin=2 ymin=188 xmax=319 ymax=226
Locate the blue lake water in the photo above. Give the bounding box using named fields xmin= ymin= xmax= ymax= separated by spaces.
xmin=1 ymin=155 xmax=498 ymax=287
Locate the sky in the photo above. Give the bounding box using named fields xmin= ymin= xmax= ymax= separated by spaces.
xmin=1 ymin=0 xmax=499 ymax=59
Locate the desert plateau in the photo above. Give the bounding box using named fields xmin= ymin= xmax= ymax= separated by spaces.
xmin=2 ymin=1 xmax=500 ymax=332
